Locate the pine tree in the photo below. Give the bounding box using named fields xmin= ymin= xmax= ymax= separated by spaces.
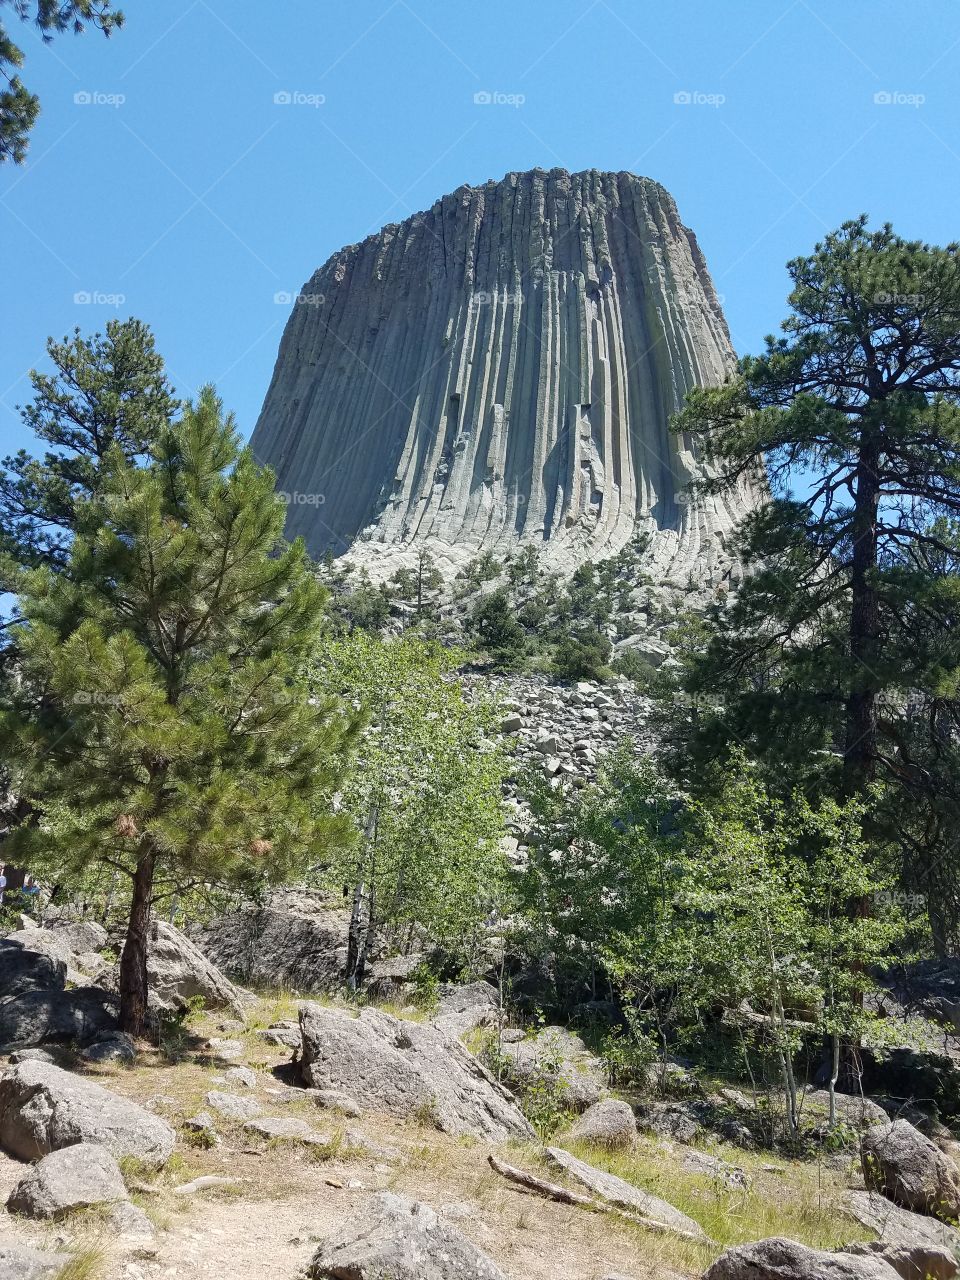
xmin=0 ymin=387 xmax=358 ymax=1033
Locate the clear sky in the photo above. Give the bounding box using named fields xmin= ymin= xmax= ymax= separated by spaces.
xmin=1 ymin=0 xmax=958 ymax=459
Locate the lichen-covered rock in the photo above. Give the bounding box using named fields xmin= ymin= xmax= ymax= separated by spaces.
xmin=569 ymin=1098 xmax=637 ymax=1147
xmin=0 ymin=1060 xmax=174 ymax=1168
xmin=0 ymin=938 xmax=65 ymax=1000
xmin=6 ymin=1142 xmax=127 ymax=1219
xmin=252 ymin=168 xmax=762 ymax=586
xmin=307 ymin=1192 xmax=506 ymax=1279
xmin=862 ymin=1120 xmax=960 ymax=1221
xmin=146 ymin=920 xmax=246 ymax=1016
xmin=431 ymin=982 xmax=501 ymax=1038
xmin=0 ymin=1243 xmax=72 ymax=1279
xmin=845 ymin=1188 xmax=960 ymax=1253
xmin=704 ymin=1238 xmax=901 ymax=1280
xmin=298 ymin=1003 xmax=532 ymax=1141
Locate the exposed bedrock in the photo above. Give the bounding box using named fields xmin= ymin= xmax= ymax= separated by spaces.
xmin=252 ymin=167 xmax=761 ymax=583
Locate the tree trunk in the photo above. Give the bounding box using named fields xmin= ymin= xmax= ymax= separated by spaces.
xmin=844 ymin=433 xmax=882 ymax=793
xmin=119 ymin=850 xmax=155 ymax=1036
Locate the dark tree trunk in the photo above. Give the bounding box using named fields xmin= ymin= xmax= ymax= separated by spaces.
xmin=119 ymin=850 xmax=155 ymax=1036
xmin=844 ymin=433 xmax=882 ymax=794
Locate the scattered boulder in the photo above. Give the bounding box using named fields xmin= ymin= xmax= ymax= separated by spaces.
xmin=204 ymin=1090 xmax=262 ymax=1122
xmin=298 ymin=1003 xmax=533 ymax=1141
xmin=842 ymin=1240 xmax=958 ymax=1280
xmin=146 ymin=920 xmax=246 ymax=1016
xmin=81 ymin=1031 xmax=136 ymax=1064
xmin=635 ymin=1099 xmax=703 ymax=1144
xmin=845 ymin=1189 xmax=960 ymax=1253
xmin=498 ymin=1026 xmax=605 ymax=1111
xmin=45 ymin=918 xmax=109 ymax=958
xmin=0 ymin=1060 xmax=174 ymax=1168
xmin=0 ymin=938 xmax=65 ymax=1000
xmin=0 ymin=1244 xmax=72 ymax=1279
xmin=224 ymin=1066 xmax=257 ymax=1089
xmin=544 ymin=1146 xmax=707 ymax=1241
xmin=431 ymin=982 xmax=501 ymax=1038
xmin=704 ymin=1237 xmax=902 ymax=1280
xmin=258 ymin=1021 xmax=301 ymax=1051
xmin=569 ymin=1098 xmax=636 ymax=1147
xmin=195 ymin=891 xmax=351 ymax=993
xmin=802 ymin=1088 xmax=889 ymax=1131
xmin=244 ymin=1115 xmax=329 ymax=1144
xmin=862 ymin=1120 xmax=960 ymax=1221
xmin=312 ymin=1088 xmax=362 ymax=1118
xmin=0 ymin=986 xmax=118 ymax=1052
xmin=307 ymin=1192 xmax=507 ymax=1279
xmin=6 ymin=1141 xmax=127 ymax=1219
xmin=109 ymin=1199 xmax=158 ymax=1252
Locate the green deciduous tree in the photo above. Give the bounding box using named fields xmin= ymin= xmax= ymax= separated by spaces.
xmin=1 ymin=386 xmax=358 ymax=1033
xmin=311 ymin=631 xmax=509 ymax=985
xmin=1 ymin=1 xmax=123 ymax=163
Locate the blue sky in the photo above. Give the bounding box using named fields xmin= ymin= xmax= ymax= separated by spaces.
xmin=1 ymin=0 xmax=958 ymax=459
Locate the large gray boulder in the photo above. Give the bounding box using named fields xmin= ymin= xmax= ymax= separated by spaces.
xmin=431 ymin=982 xmax=501 ymax=1038
xmin=298 ymin=1004 xmax=533 ymax=1141
xmin=545 ymin=1146 xmax=707 ymax=1241
xmin=0 ymin=938 xmax=65 ymax=1000
xmin=845 ymin=1189 xmax=960 ymax=1254
xmin=145 ymin=920 xmax=245 ymax=1016
xmin=7 ymin=1141 xmax=128 ymax=1219
xmin=307 ymin=1192 xmax=506 ymax=1279
xmin=0 ymin=1243 xmax=72 ymax=1279
xmin=842 ymin=1241 xmax=958 ymax=1280
xmin=498 ymin=1026 xmax=606 ymax=1111
xmin=195 ymin=892 xmax=350 ymax=992
xmin=0 ymin=1060 xmax=175 ymax=1168
xmin=0 ymin=986 xmax=118 ymax=1051
xmin=704 ymin=1238 xmax=902 ymax=1280
xmin=569 ymin=1098 xmax=637 ymax=1148
xmin=862 ymin=1120 xmax=960 ymax=1221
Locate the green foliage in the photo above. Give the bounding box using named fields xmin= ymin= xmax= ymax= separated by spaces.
xmin=1 ymin=380 xmax=359 ymax=1028
xmin=1 ymin=2 xmax=124 ymax=164
xmin=551 ymin=628 xmax=612 ymax=682
xmin=311 ymin=631 xmax=510 ymax=978
xmin=466 ymin=586 xmax=527 ymax=669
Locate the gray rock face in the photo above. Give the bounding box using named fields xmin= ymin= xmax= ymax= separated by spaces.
xmin=195 ymin=892 xmax=350 ymax=992
xmin=145 ymin=920 xmax=246 ymax=1016
xmin=298 ymin=1003 xmax=533 ymax=1141
xmin=862 ymin=1119 xmax=960 ymax=1221
xmin=204 ymin=1090 xmax=262 ymax=1122
xmin=0 ymin=986 xmax=118 ymax=1051
xmin=307 ymin=1192 xmax=506 ymax=1279
xmin=569 ymin=1098 xmax=637 ymax=1147
xmin=498 ymin=1025 xmax=606 ymax=1111
xmin=431 ymin=981 xmax=501 ymax=1038
xmin=6 ymin=1141 xmax=128 ymax=1219
xmin=842 ymin=1240 xmax=958 ymax=1280
xmin=0 ymin=1060 xmax=175 ymax=1168
xmin=0 ymin=1243 xmax=71 ymax=1279
xmin=544 ymin=1146 xmax=706 ymax=1240
xmin=704 ymin=1238 xmax=902 ymax=1280
xmin=845 ymin=1188 xmax=960 ymax=1254
xmin=252 ymin=167 xmax=761 ymax=584
xmin=0 ymin=939 xmax=65 ymax=1000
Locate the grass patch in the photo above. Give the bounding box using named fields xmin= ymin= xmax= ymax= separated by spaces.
xmin=55 ymin=1247 xmax=107 ymax=1280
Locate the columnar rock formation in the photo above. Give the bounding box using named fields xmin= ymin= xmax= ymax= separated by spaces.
xmin=252 ymin=167 xmax=760 ymax=583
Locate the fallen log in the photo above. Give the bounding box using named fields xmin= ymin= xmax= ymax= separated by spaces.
xmin=486 ymin=1153 xmax=706 ymax=1242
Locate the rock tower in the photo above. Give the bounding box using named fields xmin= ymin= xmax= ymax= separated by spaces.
xmin=251 ymin=167 xmax=759 ymax=584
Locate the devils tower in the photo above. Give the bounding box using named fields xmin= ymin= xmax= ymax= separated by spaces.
xmin=252 ymin=167 xmax=759 ymax=584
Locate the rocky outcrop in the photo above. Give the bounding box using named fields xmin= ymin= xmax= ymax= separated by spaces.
xmin=0 ymin=986 xmax=118 ymax=1052
xmin=497 ymin=1025 xmax=606 ymax=1110
xmin=704 ymin=1238 xmax=902 ymax=1280
xmin=0 ymin=1060 xmax=175 ymax=1168
xmin=844 ymin=1189 xmax=960 ymax=1255
xmin=195 ymin=890 xmax=350 ymax=992
xmin=0 ymin=1243 xmax=71 ymax=1279
xmin=0 ymin=938 xmax=65 ymax=1000
xmin=307 ymin=1192 xmax=506 ymax=1280
xmin=862 ymin=1120 xmax=960 ymax=1221
xmin=842 ymin=1241 xmax=958 ymax=1280
xmin=6 ymin=1142 xmax=128 ymax=1219
xmin=298 ymin=1003 xmax=533 ymax=1141
xmin=569 ymin=1098 xmax=637 ymax=1147
xmin=252 ymin=168 xmax=761 ymax=584
xmin=145 ymin=920 xmax=246 ymax=1016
